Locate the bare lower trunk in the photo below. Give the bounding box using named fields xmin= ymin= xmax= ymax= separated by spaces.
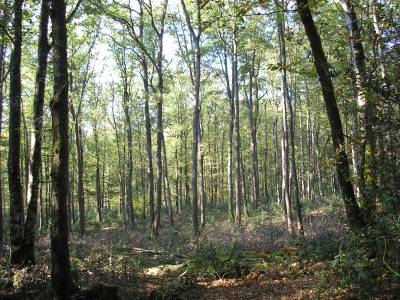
xmin=123 ymin=93 xmax=135 ymax=229
xmin=288 ymin=82 xmax=304 ymax=235
xmin=199 ymin=127 xmax=206 ymax=227
xmin=162 ymin=135 xmax=173 ymax=225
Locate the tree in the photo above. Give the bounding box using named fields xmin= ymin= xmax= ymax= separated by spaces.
xmin=180 ymin=0 xmax=204 ymax=234
xmin=232 ymin=25 xmax=242 ymax=225
xmin=0 ymin=0 xmax=9 ymax=246
xmin=22 ymin=0 xmax=51 ymax=264
xmin=276 ymin=6 xmax=294 ymax=234
xmin=8 ymin=0 xmax=24 ymax=266
xmin=49 ymin=0 xmax=73 ymax=296
xmin=339 ymin=0 xmax=376 ymax=222
xmin=296 ymin=0 xmax=364 ymax=229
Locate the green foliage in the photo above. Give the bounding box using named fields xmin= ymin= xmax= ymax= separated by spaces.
xmin=319 ymin=214 xmax=400 ymax=297
xmin=185 ymin=242 xmax=248 ymax=278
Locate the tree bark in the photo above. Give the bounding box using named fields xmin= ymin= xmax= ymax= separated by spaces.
xmin=111 ymin=91 xmax=126 ymax=227
xmin=245 ymin=52 xmax=260 ymax=209
xmin=162 ymin=136 xmax=173 ymax=225
xmin=22 ymin=0 xmax=51 ymax=264
xmin=8 ymin=0 xmax=24 ymax=266
xmin=141 ymin=54 xmax=155 ymax=234
xmin=0 ymin=0 xmax=8 ymax=245
xmin=199 ymin=121 xmax=206 ymax=227
xmin=123 ymin=82 xmax=135 ymax=229
xmin=296 ymin=0 xmax=364 ymax=229
xmin=94 ymin=122 xmax=102 ymax=222
xmin=232 ymin=28 xmax=242 ymax=226
xmin=70 ymin=103 xmax=85 ymax=236
xmin=50 ymin=0 xmax=73 ymax=296
xmin=180 ymin=0 xmax=204 ymax=234
xmin=339 ymin=0 xmax=376 ymax=222
xmin=277 ymin=9 xmax=294 ymax=234
xmin=287 ymin=80 xmax=304 ymax=235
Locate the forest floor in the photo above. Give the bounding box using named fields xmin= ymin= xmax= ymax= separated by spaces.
xmin=0 ymin=203 xmax=398 ymax=299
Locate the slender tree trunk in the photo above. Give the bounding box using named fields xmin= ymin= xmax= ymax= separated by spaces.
xmin=8 ymin=0 xmax=24 ymax=266
xmin=273 ymin=115 xmax=281 ymax=209
xmin=143 ymin=75 xmax=155 ymax=233
xmin=111 ymin=93 xmax=126 ymax=227
xmin=22 ymin=105 xmax=29 ymax=211
xmin=240 ymin=158 xmax=249 ymax=217
xmin=287 ymin=81 xmax=304 ymax=235
xmin=138 ymin=25 xmax=155 ymax=233
xmin=0 ymin=0 xmax=8 ymax=245
xmin=232 ymin=28 xmax=242 ymax=226
xmin=199 ymin=122 xmax=206 ymax=227
xmin=339 ymin=0 xmax=376 ymax=222
xmin=183 ymin=132 xmax=189 ymax=206
xmin=123 ymin=86 xmax=135 ymax=229
xmin=71 ymin=105 xmax=85 ymax=236
xmin=299 ymin=98 xmax=306 ymax=198
xmin=138 ymin=134 xmax=146 ymax=219
xmin=22 ymin=0 xmax=50 ymax=264
xmin=174 ymin=145 xmax=179 ymax=214
xmin=263 ymin=111 xmax=270 ymax=205
xmin=296 ymin=0 xmax=364 ymax=229
xmin=154 ymin=83 xmax=163 ymax=234
xmin=314 ymin=123 xmax=324 ymax=200
xmin=227 ymin=86 xmax=235 ymax=221
xmin=306 ymin=90 xmax=314 ymax=202
xmin=94 ymin=123 xmax=102 ymax=222
xmin=246 ymin=52 xmax=260 ymax=209
xmin=50 ymin=0 xmax=73 ymax=295
xmin=277 ymin=10 xmax=294 ymax=234
xmin=162 ymin=135 xmax=173 ymax=225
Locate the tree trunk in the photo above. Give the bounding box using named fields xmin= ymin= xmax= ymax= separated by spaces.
xmin=49 ymin=0 xmax=73 ymax=296
xmin=174 ymin=145 xmax=179 ymax=214
xmin=299 ymin=97 xmax=306 ymax=199
xmin=94 ymin=123 xmax=102 ymax=222
xmin=71 ymin=104 xmax=85 ymax=236
xmin=22 ymin=0 xmax=50 ymax=264
xmin=273 ymin=115 xmax=281 ymax=209
xmin=22 ymin=105 xmax=29 ymax=213
xmin=8 ymin=0 xmax=24 ymax=266
xmin=154 ymin=87 xmax=163 ymax=234
xmin=339 ymin=0 xmax=376 ymax=222
xmin=263 ymin=107 xmax=270 ymax=204
xmin=287 ymin=80 xmax=304 ymax=235
xmin=232 ymin=28 xmax=242 ymax=226
xmin=199 ymin=122 xmax=206 ymax=227
xmin=0 ymin=0 xmax=8 ymax=245
xmin=296 ymin=0 xmax=364 ymax=229
xmin=190 ymin=34 xmax=201 ymax=234
xmin=111 ymin=89 xmax=127 ymax=228
xmin=246 ymin=52 xmax=260 ymax=209
xmin=183 ymin=132 xmax=189 ymax=206
xmin=277 ymin=10 xmax=294 ymax=234
xmin=227 ymin=62 xmax=235 ymax=221
xmin=123 ymin=85 xmax=135 ymax=229
xmin=162 ymin=135 xmax=173 ymax=225
xmin=142 ymin=62 xmax=155 ymax=234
